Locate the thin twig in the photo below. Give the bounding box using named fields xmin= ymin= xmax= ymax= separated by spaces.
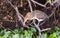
xmin=7 ymin=0 xmax=25 ymax=27
xmin=32 ymin=19 xmax=41 ymax=35
xmin=27 ymin=0 xmax=34 ymax=17
xmin=41 ymin=28 xmax=51 ymax=32
xmin=20 ymin=0 xmax=23 ymax=7
xmin=31 ymin=0 xmax=46 ymax=7
xmin=27 ymin=0 xmax=33 ymax=13
xmin=7 ymin=0 xmax=24 ymax=18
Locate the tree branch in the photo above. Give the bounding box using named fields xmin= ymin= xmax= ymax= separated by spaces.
xmin=7 ymin=0 xmax=25 ymax=27
xmin=41 ymin=28 xmax=51 ymax=32
xmin=31 ymin=0 xmax=46 ymax=7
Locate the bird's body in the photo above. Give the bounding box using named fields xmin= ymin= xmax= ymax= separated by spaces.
xmin=24 ymin=10 xmax=48 ymax=22
xmin=32 ymin=10 xmax=48 ymax=19
xmin=24 ymin=10 xmax=49 ymax=32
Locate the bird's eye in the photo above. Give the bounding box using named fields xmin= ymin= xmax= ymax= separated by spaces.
xmin=25 ymin=20 xmax=33 ymax=25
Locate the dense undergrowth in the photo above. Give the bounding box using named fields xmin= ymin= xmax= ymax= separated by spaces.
xmin=0 ymin=26 xmax=60 ymax=38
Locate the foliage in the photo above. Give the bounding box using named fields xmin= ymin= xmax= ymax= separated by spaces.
xmin=0 ymin=27 xmax=37 ymax=38
xmin=0 ymin=27 xmax=60 ymax=38
xmin=47 ymin=0 xmax=51 ymax=3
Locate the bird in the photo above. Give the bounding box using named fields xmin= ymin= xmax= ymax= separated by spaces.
xmin=24 ymin=10 xmax=48 ymax=27
xmin=24 ymin=10 xmax=49 ymax=33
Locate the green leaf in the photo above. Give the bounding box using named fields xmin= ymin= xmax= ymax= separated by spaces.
xmin=3 ymin=31 xmax=11 ymax=38
xmin=29 ymin=27 xmax=36 ymax=32
xmin=47 ymin=0 xmax=51 ymax=3
xmin=55 ymin=27 xmax=60 ymax=31
xmin=13 ymin=29 xmax=19 ymax=34
xmin=49 ymin=33 xmax=57 ymax=38
xmin=12 ymin=34 xmax=19 ymax=38
xmin=0 ymin=36 xmax=2 ymax=38
xmin=40 ymin=33 xmax=47 ymax=38
xmin=24 ymin=30 xmax=28 ymax=36
xmin=57 ymin=35 xmax=60 ymax=38
xmin=20 ymin=34 xmax=24 ymax=38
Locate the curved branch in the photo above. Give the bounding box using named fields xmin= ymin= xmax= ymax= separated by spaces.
xmin=6 ymin=0 xmax=25 ymax=27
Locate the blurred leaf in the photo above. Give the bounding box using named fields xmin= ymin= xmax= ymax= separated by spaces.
xmin=24 ymin=30 xmax=28 ymax=36
xmin=57 ymin=35 xmax=60 ymax=38
xmin=12 ymin=34 xmax=19 ymax=38
xmin=49 ymin=33 xmax=57 ymax=38
xmin=29 ymin=27 xmax=36 ymax=32
xmin=40 ymin=33 xmax=47 ymax=38
xmin=55 ymin=27 xmax=60 ymax=31
xmin=0 ymin=36 xmax=2 ymax=38
xmin=13 ymin=29 xmax=19 ymax=34
xmin=47 ymin=0 xmax=51 ymax=3
xmin=3 ymin=31 xmax=11 ymax=38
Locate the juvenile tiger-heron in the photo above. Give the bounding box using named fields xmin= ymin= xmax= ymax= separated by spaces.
xmin=24 ymin=10 xmax=49 ymax=32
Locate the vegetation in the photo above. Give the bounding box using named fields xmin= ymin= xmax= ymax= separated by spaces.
xmin=0 ymin=26 xmax=60 ymax=38
xmin=0 ymin=0 xmax=60 ymax=38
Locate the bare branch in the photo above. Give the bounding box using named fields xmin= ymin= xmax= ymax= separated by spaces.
xmin=33 ymin=19 xmax=41 ymax=34
xmin=7 ymin=0 xmax=24 ymax=20
xmin=27 ymin=0 xmax=33 ymax=12
xmin=41 ymin=28 xmax=51 ymax=32
xmin=7 ymin=0 xmax=16 ymax=8
xmin=27 ymin=0 xmax=34 ymax=17
xmin=7 ymin=0 xmax=24 ymax=18
xmin=6 ymin=0 xmax=27 ymax=28
xmin=20 ymin=0 xmax=23 ymax=7
xmin=31 ymin=0 xmax=46 ymax=7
